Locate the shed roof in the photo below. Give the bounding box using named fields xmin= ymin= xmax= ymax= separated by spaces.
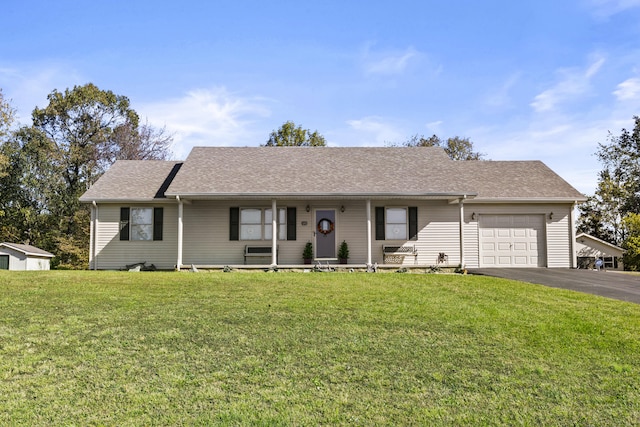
xmin=0 ymin=243 xmax=54 ymax=258
xmin=80 ymin=147 xmax=586 ymax=202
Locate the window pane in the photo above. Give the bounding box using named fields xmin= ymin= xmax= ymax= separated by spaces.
xmin=132 ymin=224 xmax=153 ymax=241
xmin=386 ymin=208 xmax=406 ymax=224
xmin=241 ymin=209 xmax=261 ymax=224
xmin=241 ymin=224 xmax=261 ymax=240
xmin=278 ymin=208 xmax=286 ymax=223
xmin=264 ymin=224 xmax=272 ymax=240
xmin=131 ymin=208 xmax=152 ymax=225
xmin=386 ymin=224 xmax=407 ymax=240
xmin=130 ymin=208 xmax=153 ymax=241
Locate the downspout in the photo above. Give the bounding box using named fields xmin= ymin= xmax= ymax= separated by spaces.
xmin=177 ymin=196 xmax=183 ymax=270
xmin=366 ymin=199 xmax=372 ymax=266
xmin=91 ymin=201 xmax=98 ymax=270
xmin=272 ymin=199 xmax=278 ymax=267
xmin=459 ymin=196 xmax=466 ymax=268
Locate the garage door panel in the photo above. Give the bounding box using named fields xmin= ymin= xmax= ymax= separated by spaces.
xmin=479 ymin=215 xmax=546 ymax=267
xmin=513 ymin=242 xmax=528 ymax=251
xmin=497 ymin=229 xmax=511 ymax=238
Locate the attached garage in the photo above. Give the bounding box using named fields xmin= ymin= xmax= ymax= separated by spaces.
xmin=479 ymin=215 xmax=546 ymax=267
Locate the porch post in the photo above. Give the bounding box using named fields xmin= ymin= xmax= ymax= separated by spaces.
xmin=177 ymin=196 xmax=183 ymax=270
xmin=272 ymin=199 xmax=277 ymax=266
xmin=459 ymin=199 xmax=465 ymax=268
xmin=366 ymin=199 xmax=372 ymax=266
xmin=91 ymin=201 xmax=97 ymax=270
xmin=570 ymin=202 xmax=577 ymax=268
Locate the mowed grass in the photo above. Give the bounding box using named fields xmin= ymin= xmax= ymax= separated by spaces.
xmin=0 ymin=271 xmax=639 ymax=425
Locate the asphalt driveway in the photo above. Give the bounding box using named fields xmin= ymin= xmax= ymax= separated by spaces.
xmin=469 ymin=268 xmax=640 ymax=304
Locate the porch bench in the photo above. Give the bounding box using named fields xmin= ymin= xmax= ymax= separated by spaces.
xmin=382 ymin=245 xmax=418 ymax=264
xmin=244 ymin=245 xmax=278 ymax=264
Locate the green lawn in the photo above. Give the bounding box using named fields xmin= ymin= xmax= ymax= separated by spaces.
xmin=0 ymin=271 xmax=639 ymax=425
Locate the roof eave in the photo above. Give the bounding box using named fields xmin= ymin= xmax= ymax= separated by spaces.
xmin=466 ymin=197 xmax=587 ymax=204
xmin=164 ymin=192 xmax=479 ymax=201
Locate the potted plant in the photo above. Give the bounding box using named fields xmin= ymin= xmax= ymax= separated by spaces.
xmin=338 ymin=240 xmax=349 ymax=264
xmin=302 ymin=241 xmax=313 ymax=264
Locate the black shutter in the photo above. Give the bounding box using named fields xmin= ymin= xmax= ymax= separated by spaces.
xmin=153 ymin=207 xmax=163 ymax=241
xmin=408 ymin=207 xmax=418 ymax=241
xmin=120 ymin=207 xmax=130 ymax=241
xmin=375 ymin=207 xmax=385 ymax=240
xmin=230 ymin=207 xmax=240 ymax=241
xmin=287 ymin=207 xmax=296 ymax=241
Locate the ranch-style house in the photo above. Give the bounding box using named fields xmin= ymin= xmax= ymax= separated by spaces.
xmin=80 ymin=146 xmax=586 ymax=270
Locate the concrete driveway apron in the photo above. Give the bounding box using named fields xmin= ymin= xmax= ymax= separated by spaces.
xmin=469 ymin=268 xmax=640 ymax=304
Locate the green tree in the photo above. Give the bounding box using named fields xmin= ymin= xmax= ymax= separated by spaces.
xmin=396 ymin=134 xmax=485 ymax=160
xmin=622 ymin=213 xmax=640 ymax=271
xmin=264 ymin=121 xmax=326 ymax=146
xmin=580 ymin=116 xmax=640 ymax=269
xmin=0 ymin=89 xmax=16 ymax=179
xmin=0 ymin=83 xmax=172 ymax=268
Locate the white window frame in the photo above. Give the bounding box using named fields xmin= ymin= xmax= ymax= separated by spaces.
xmin=240 ymin=207 xmax=287 ymax=241
xmin=385 ymin=207 xmax=408 ymax=240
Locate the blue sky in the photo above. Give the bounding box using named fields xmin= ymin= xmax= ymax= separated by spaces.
xmin=2 ymin=0 xmax=640 ymax=196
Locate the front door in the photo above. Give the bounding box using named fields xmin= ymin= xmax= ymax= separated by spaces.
xmin=315 ymin=209 xmax=336 ymax=258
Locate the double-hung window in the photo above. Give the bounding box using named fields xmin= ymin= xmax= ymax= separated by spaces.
xmin=120 ymin=207 xmax=163 ymax=241
xmin=240 ymin=208 xmax=286 ymax=240
xmin=231 ymin=207 xmax=296 ymax=241
xmin=375 ymin=206 xmax=418 ymax=241
xmin=385 ymin=208 xmax=408 ymax=240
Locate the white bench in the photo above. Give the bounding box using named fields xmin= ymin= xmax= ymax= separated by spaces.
xmin=382 ymin=245 xmax=418 ymax=264
xmin=244 ymin=245 xmax=278 ymax=264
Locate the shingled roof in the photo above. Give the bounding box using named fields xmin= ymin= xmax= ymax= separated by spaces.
xmin=0 ymin=243 xmax=54 ymax=258
xmin=80 ymin=161 xmax=183 ymax=202
xmin=80 ymin=147 xmax=585 ymax=202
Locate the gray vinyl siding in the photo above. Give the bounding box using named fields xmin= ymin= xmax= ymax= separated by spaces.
xmin=182 ymin=200 xmax=464 ymax=266
xmin=91 ymin=200 xmax=576 ymax=268
xmin=92 ymin=204 xmax=178 ymax=270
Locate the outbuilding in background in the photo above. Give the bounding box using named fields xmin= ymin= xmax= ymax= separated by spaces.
xmin=575 ymin=233 xmax=625 ymax=270
xmin=0 ymin=243 xmax=54 ymax=271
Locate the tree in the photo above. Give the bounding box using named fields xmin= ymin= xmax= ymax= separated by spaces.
xmin=395 ymin=134 xmax=485 ymax=160
xmin=0 ymin=83 xmax=173 ymax=268
xmin=622 ymin=213 xmax=640 ymax=271
xmin=0 ymin=89 xmax=16 ymax=179
xmin=579 ymin=116 xmax=640 ymax=269
xmin=264 ymin=121 xmax=326 ymax=146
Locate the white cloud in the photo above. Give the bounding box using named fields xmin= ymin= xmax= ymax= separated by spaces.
xmin=613 ymin=77 xmax=640 ymax=100
xmin=138 ymin=88 xmax=271 ymax=159
xmin=485 ymin=73 xmax=521 ymax=108
xmin=362 ymin=45 xmax=421 ymax=76
xmin=0 ymin=63 xmax=85 ymax=122
xmin=344 ymin=116 xmax=405 ymax=146
xmin=588 ymin=0 xmax=640 ymax=18
xmin=530 ymin=55 xmax=605 ymax=113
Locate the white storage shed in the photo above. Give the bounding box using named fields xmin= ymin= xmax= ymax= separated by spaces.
xmin=0 ymin=242 xmax=54 ymax=271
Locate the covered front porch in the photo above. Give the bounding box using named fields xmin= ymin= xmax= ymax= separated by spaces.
xmin=173 ymin=195 xmax=473 ymax=270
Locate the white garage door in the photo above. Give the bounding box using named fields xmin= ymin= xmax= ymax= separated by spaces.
xmin=479 ymin=215 xmax=546 ymax=267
